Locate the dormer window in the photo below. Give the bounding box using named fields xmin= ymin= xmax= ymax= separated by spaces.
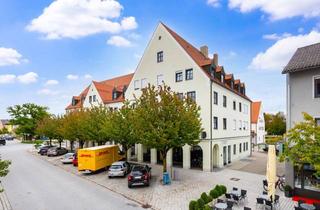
xmin=112 ymin=91 xmax=117 ymax=100
xmin=221 ymin=74 xmax=224 ymax=83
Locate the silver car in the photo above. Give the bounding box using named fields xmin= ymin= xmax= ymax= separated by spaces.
xmin=61 ymin=153 xmax=75 ymax=164
xmin=108 ymin=161 xmax=130 ymax=178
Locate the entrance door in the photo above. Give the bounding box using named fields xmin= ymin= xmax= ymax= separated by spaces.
xmin=228 ymin=145 xmax=231 ymax=164
xmin=223 ymin=146 xmax=227 ymax=165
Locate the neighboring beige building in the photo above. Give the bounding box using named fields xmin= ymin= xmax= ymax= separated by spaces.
xmin=251 ymin=101 xmax=265 ymax=145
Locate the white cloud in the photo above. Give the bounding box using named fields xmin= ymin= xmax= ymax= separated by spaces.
xmin=45 ymin=79 xmax=59 ymax=86
xmin=298 ymin=27 xmax=304 ymax=33
xmin=107 ymin=35 xmax=132 ymax=47
xmin=0 ymin=48 xmax=23 ymax=67
xmin=228 ymin=0 xmax=320 ymax=20
xmin=84 ymin=74 xmax=92 ymax=79
xmin=263 ymin=33 xmax=291 ymax=40
xmin=37 ymin=88 xmax=59 ymax=95
xmin=0 ymin=74 xmax=16 ymax=84
xmin=17 ymin=72 xmax=38 ymax=84
xmin=249 ymin=30 xmax=320 ymax=71
xmin=121 ymin=17 xmax=138 ymax=30
xmin=66 ymin=74 xmax=79 ymax=80
xmin=207 ymin=0 xmax=220 ymax=7
xmin=26 ymin=0 xmax=138 ymax=39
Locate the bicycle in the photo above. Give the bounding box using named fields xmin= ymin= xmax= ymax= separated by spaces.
xmin=263 ymin=175 xmax=285 ymax=191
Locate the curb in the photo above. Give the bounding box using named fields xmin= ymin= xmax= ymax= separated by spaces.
xmin=0 ymin=183 xmax=12 ymax=210
xmin=29 ymin=150 xmax=155 ymax=210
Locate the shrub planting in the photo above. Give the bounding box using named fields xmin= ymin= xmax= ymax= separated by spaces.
xmin=189 ymin=200 xmax=197 ymax=210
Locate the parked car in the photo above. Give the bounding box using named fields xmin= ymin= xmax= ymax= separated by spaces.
xmin=72 ymin=152 xmax=78 ymax=166
xmin=128 ymin=165 xmax=151 ymax=188
xmin=108 ymin=161 xmax=131 ymax=178
xmin=0 ymin=137 xmax=6 ymax=145
xmin=47 ymin=147 xmax=68 ymax=157
xmin=38 ymin=145 xmax=54 ymax=155
xmin=4 ymin=135 xmax=14 ymax=141
xmin=61 ymin=153 xmax=75 ymax=164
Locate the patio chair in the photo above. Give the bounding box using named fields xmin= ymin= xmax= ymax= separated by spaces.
xmin=232 ymin=194 xmax=240 ymax=205
xmin=233 ymin=187 xmax=238 ymax=191
xmin=313 ymin=202 xmax=320 ymax=210
xmin=294 ymin=207 xmax=304 ymax=210
xmin=240 ymin=189 xmax=247 ymax=201
xmin=256 ymin=197 xmax=264 ymax=209
xmin=227 ymin=200 xmax=234 ymax=208
xmin=244 ymin=207 xmax=251 ymax=210
xmin=274 ymin=195 xmax=280 ymax=208
xmin=263 ymin=191 xmax=267 ymax=195
xmin=225 ymin=193 xmax=232 ymax=201
xmin=217 ymin=199 xmax=224 ymax=203
xmin=265 ymin=200 xmax=273 ymax=210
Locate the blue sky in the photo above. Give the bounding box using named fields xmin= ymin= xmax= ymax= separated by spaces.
xmin=1 ymin=0 xmax=320 ymax=118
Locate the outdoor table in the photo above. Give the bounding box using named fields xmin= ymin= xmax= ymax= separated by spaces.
xmin=230 ymin=190 xmax=241 ymax=196
xmin=258 ymin=194 xmax=270 ymax=200
xmin=214 ymin=202 xmax=227 ymax=210
xmin=300 ymin=203 xmax=316 ymax=210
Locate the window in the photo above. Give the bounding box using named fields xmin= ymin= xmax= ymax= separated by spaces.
xmin=233 ymin=101 xmax=236 ymax=110
xmin=185 ymin=69 xmax=193 ymax=80
xmin=239 ymin=120 xmax=242 ymax=130
xmin=176 ymin=71 xmax=183 ymax=82
xmin=213 ymin=117 xmax=218 ymax=129
xmin=187 ymin=91 xmax=196 ymax=101
xmin=157 ymin=74 xmax=164 ymax=86
xmin=177 ymin=93 xmax=184 ymax=100
xmin=239 ymin=102 xmax=242 ymax=112
xmin=246 ymin=142 xmax=249 ymax=151
xmin=214 ymin=92 xmax=218 ymax=105
xmin=233 ymin=119 xmax=236 ymax=130
xmin=223 ymin=118 xmax=227 ymax=130
xmin=233 ymin=144 xmax=236 ymax=155
xmin=239 ymin=143 xmax=242 ymax=153
xmin=243 ymin=104 xmax=248 ymax=114
xmin=89 ymin=96 xmax=92 ymax=103
xmin=157 ymin=51 xmax=163 ymax=63
xmin=134 ymin=80 xmax=140 ymax=90
xmin=243 ymin=142 xmax=246 ymax=151
xmin=141 ymin=78 xmax=148 ymax=89
xmin=221 ymin=74 xmax=224 ymax=83
xmin=316 ymin=118 xmax=320 ymax=126
xmin=315 ymin=77 xmax=320 ymax=98
xmin=112 ymin=91 xmax=117 ymax=100
xmin=223 ymin=95 xmax=227 ymax=107
xmin=93 ymin=95 xmax=96 ymax=102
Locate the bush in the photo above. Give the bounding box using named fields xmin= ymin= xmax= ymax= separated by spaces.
xmin=197 ymin=198 xmax=205 ymax=209
xmin=220 ymin=185 xmax=227 ymax=194
xmin=207 ymin=195 xmax=213 ymax=202
xmin=189 ymin=200 xmax=197 ymax=210
xmin=214 ymin=185 xmax=223 ymax=196
xmin=201 ymin=192 xmax=209 ymax=203
xmin=203 ymin=205 xmax=211 ymax=210
xmin=194 ymin=202 xmax=199 ymax=210
xmin=209 ymin=189 xmax=219 ymax=199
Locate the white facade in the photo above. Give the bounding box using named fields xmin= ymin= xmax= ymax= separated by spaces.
xmin=125 ymin=23 xmax=251 ymax=171
xmin=251 ymin=103 xmax=266 ymax=145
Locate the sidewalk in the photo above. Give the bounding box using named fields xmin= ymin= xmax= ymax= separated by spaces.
xmin=31 ymin=150 xmax=295 ymax=210
xmin=0 ymin=184 xmax=12 ymax=210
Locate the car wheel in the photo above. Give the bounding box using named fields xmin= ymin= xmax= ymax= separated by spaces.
xmin=108 ymin=176 xmax=112 ymax=179
xmin=128 ymin=184 xmax=132 ymax=188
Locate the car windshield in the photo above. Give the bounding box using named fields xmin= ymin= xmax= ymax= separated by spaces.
xmin=132 ymin=166 xmax=144 ymax=172
xmin=110 ymin=165 xmax=122 ymax=169
xmin=64 ymin=154 xmax=73 ymax=158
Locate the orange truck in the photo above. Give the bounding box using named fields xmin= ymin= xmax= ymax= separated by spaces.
xmin=78 ymin=145 xmax=124 ymax=173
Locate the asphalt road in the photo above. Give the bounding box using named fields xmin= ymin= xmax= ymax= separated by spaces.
xmin=0 ymin=141 xmax=143 ymax=210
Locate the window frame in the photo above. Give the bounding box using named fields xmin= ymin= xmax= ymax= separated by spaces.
xmin=239 ymin=102 xmax=242 ymax=112
xmin=93 ymin=95 xmax=96 ymax=102
xmin=89 ymin=95 xmax=92 ymax=103
xmin=157 ymin=74 xmax=164 ymax=86
xmin=223 ymin=118 xmax=227 ymax=130
xmin=214 ymin=91 xmax=218 ymax=105
xmin=223 ymin=95 xmax=227 ymax=107
xmin=213 ymin=117 xmax=218 ymax=130
xmin=134 ymin=80 xmax=140 ymax=90
xmin=157 ymin=51 xmax=163 ymax=63
xmin=314 ymin=76 xmax=320 ymax=98
xmin=233 ymin=144 xmax=236 ymax=155
xmin=185 ymin=68 xmax=193 ymax=80
xmin=175 ymin=71 xmax=183 ymax=82
xmin=187 ymin=91 xmax=196 ymax=101
xmin=141 ymin=78 xmax=148 ymax=89
xmin=315 ymin=117 xmax=320 ymax=126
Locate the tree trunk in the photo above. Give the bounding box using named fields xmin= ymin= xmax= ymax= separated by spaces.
xmin=123 ymin=146 xmax=128 ymax=161
xmin=79 ymin=140 xmax=84 ymax=149
xmin=59 ymin=140 xmax=62 ymax=148
xmin=70 ymin=141 xmax=74 ymax=152
xmin=161 ymin=150 xmax=167 ymax=173
xmin=49 ymin=138 xmax=52 ymax=146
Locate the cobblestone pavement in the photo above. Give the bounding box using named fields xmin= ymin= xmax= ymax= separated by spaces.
xmin=0 ymin=183 xmax=12 ymax=210
xmin=32 ymin=149 xmax=295 ymax=210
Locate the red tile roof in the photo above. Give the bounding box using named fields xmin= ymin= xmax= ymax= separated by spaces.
xmin=65 ymin=73 xmax=133 ymax=110
xmin=162 ymin=23 xmax=250 ymax=101
xmin=251 ymin=101 xmax=262 ymax=124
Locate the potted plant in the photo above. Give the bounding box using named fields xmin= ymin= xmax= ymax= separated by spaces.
xmin=284 ymin=185 xmax=293 ymax=197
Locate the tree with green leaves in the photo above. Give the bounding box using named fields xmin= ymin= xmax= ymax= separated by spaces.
xmin=103 ymin=102 xmax=138 ymax=160
xmin=134 ymin=85 xmax=202 ymax=172
xmin=264 ymin=112 xmax=286 ymax=135
xmin=0 ymin=159 xmax=11 ymax=192
xmin=280 ymin=113 xmax=320 ymax=176
xmin=7 ymin=103 xmax=49 ymax=140
xmin=0 ymin=127 xmax=9 ymax=135
xmin=36 ymin=115 xmax=64 ymax=147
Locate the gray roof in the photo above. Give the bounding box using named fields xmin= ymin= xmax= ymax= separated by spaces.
xmin=282 ymin=42 xmax=320 ymax=74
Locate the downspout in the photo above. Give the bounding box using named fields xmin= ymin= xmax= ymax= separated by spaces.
xmin=210 ymin=80 xmax=213 ymax=171
xmin=250 ymin=101 xmax=252 ymax=157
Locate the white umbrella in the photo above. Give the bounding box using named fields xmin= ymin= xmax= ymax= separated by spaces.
xmin=266 ymin=144 xmax=277 ymax=201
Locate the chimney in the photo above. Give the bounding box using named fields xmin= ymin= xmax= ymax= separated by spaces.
xmin=200 ymin=45 xmax=208 ymax=57
xmin=213 ymin=53 xmax=218 ymax=66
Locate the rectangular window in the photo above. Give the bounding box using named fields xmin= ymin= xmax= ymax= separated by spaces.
xmin=185 ymin=69 xmax=193 ymax=80
xmin=239 ymin=143 xmax=242 ymax=153
xmin=89 ymin=96 xmax=92 ymax=103
xmin=175 ymin=71 xmax=183 ymax=82
xmin=223 ymin=95 xmax=227 ymax=107
xmin=214 ymin=92 xmax=218 ymax=105
xmin=233 ymin=101 xmax=236 ymax=110
xmin=243 ymin=142 xmax=246 ymax=151
xmin=134 ymin=80 xmax=140 ymax=90
xmin=246 ymin=142 xmax=249 ymax=151
xmin=239 ymin=102 xmax=242 ymax=112
xmin=187 ymin=91 xmax=196 ymax=101
xmin=233 ymin=119 xmax=236 ymax=130
xmin=315 ymin=118 xmax=320 ymax=126
xmin=157 ymin=51 xmax=163 ymax=63
xmin=221 ymin=74 xmax=224 ymax=83
xmin=93 ymin=95 xmax=96 ymax=102
xmin=239 ymin=120 xmax=242 ymax=130
xmin=177 ymin=93 xmax=184 ymax=100
xmin=213 ymin=117 xmax=218 ymax=130
xmin=157 ymin=74 xmax=164 ymax=86
xmin=315 ymin=77 xmax=320 ymax=98
xmin=141 ymin=78 xmax=148 ymax=89
xmin=223 ymin=118 xmax=227 ymax=130
xmin=233 ymin=144 xmax=236 ymax=155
